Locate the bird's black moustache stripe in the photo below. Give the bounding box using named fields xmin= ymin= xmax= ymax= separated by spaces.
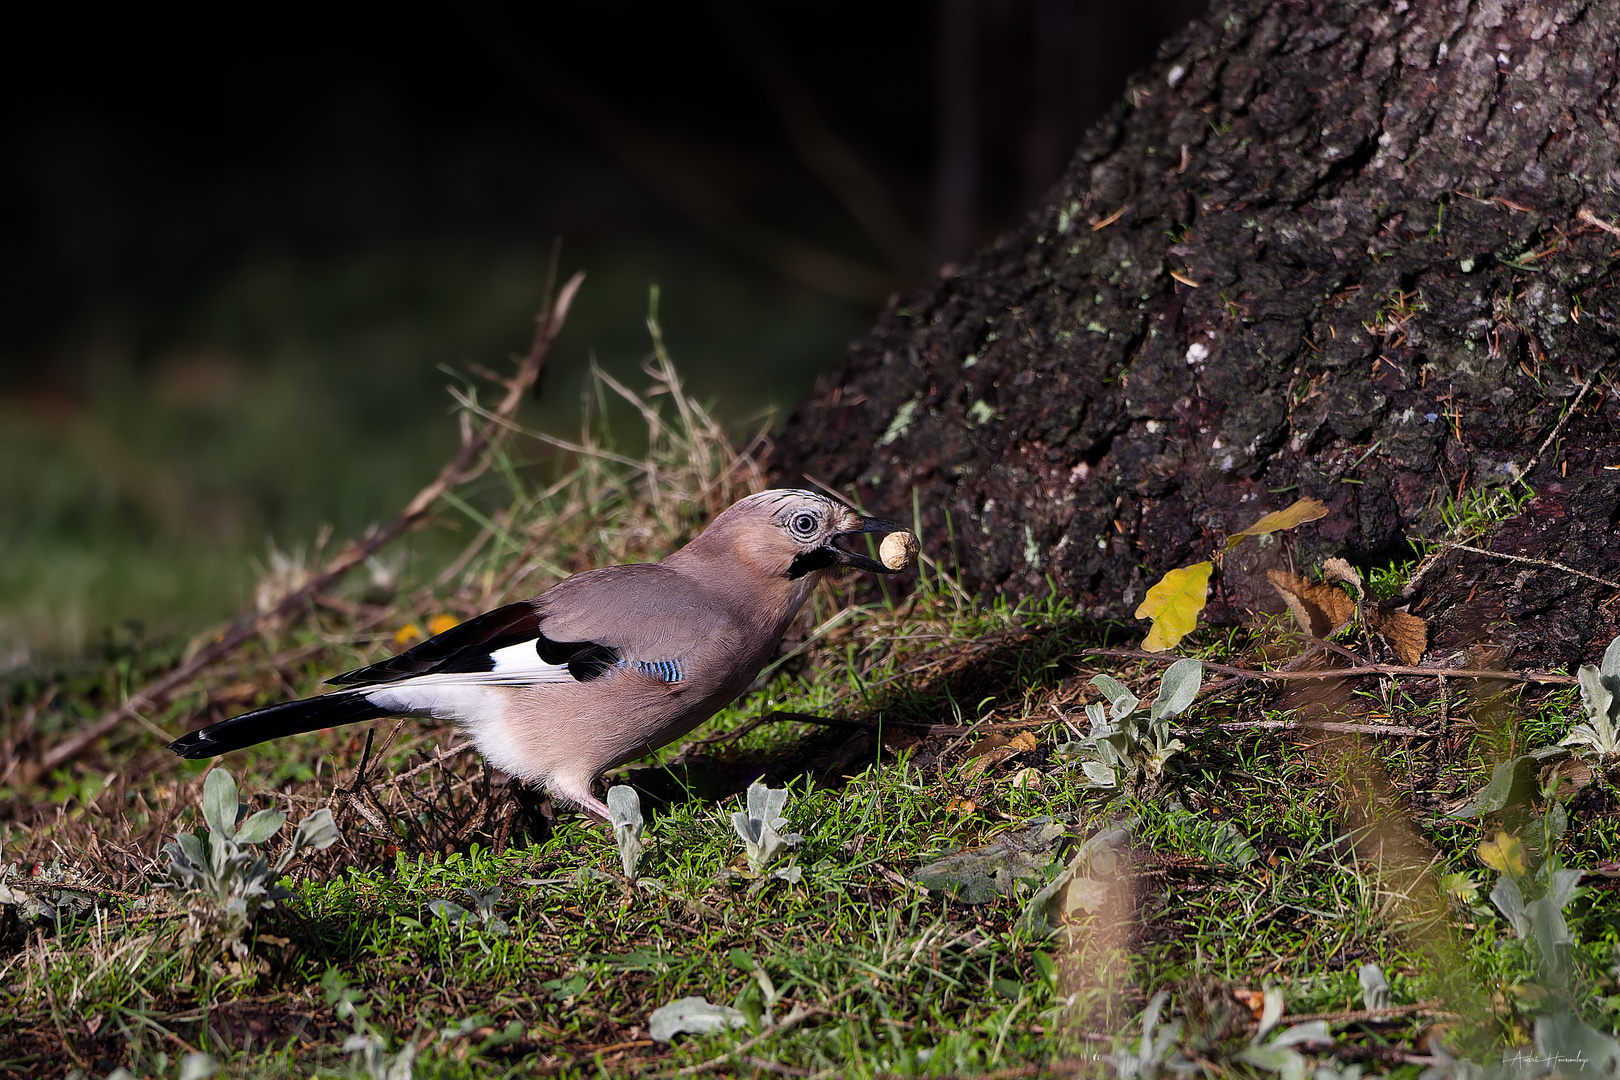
xmin=785 ymin=547 xmax=838 ymax=579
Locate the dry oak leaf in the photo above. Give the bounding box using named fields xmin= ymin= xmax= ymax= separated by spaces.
xmin=1137 ymin=560 xmax=1213 ymax=652
xmin=1365 ymin=606 xmax=1428 ymax=666
xmin=1137 ymin=497 xmax=1331 ymax=653
xmin=1232 ymin=988 xmax=1268 ymax=1021
xmin=963 ymin=731 xmax=1040 ymax=779
xmin=1268 ymin=562 xmax=1427 ymax=665
xmin=1319 ymin=556 xmax=1364 ymax=596
xmin=1008 ymin=767 xmax=1043 ymax=791
xmin=1267 ymin=570 xmax=1356 ymax=638
xmin=1320 ymin=555 xmax=1427 ymax=665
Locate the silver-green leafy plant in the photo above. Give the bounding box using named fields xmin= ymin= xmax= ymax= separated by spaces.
xmin=1357 ymin=963 xmax=1390 ymax=1012
xmin=1107 ymin=985 xmax=1334 ymax=1080
xmin=1561 ymin=632 xmax=1620 ymax=761
xmin=0 ymin=858 xmax=96 ymax=925
xmin=343 ymin=1030 xmax=417 ymax=1080
xmin=1430 ymin=794 xmax=1620 ymax=1079
xmin=649 ymin=951 xmax=787 ymax=1043
xmin=1483 ymin=788 xmax=1582 ymax=994
xmin=1020 ymin=817 xmax=1135 ymax=934
xmin=1236 ymin=987 xmax=1332 ymax=1080
xmin=1109 ymin=990 xmax=1184 ymax=1080
xmin=162 ymin=767 xmax=339 ymax=959
xmin=731 ymin=781 xmax=802 ymax=879
xmin=428 ymin=887 xmax=509 ymax=936
xmin=178 ymin=1053 xmax=219 ymax=1080
xmin=648 ymin=996 xmax=749 ymax=1043
xmin=323 ymin=966 xmax=417 ymax=1080
xmin=70 ymin=1055 xmax=220 ymax=1080
xmin=1064 ymin=659 xmax=1202 ymax=794
xmin=1424 ymin=1012 xmax=1620 ymax=1080
xmin=607 ymin=784 xmax=645 ymax=880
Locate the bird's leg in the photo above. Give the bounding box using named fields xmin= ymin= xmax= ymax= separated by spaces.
xmin=546 ymin=774 xmax=612 ymax=824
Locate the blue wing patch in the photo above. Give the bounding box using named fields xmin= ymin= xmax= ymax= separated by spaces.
xmin=623 ymin=659 xmax=685 ymax=683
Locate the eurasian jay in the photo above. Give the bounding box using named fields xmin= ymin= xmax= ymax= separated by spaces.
xmin=168 ymin=489 xmax=913 ymax=820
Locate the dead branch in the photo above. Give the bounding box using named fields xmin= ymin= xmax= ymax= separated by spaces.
xmin=1432 ymin=541 xmax=1620 ymax=592
xmin=1517 ymin=359 xmax=1608 ymax=480
xmin=1272 ymin=999 xmax=1455 ymax=1025
xmin=40 ymin=273 xmax=585 ymax=773
xmin=1201 ymin=719 xmax=1430 ymax=737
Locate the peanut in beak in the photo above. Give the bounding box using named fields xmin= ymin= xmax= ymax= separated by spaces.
xmin=879 ymin=530 xmax=920 ymax=571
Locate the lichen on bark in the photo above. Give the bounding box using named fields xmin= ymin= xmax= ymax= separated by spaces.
xmin=777 ymin=0 xmax=1620 ymax=666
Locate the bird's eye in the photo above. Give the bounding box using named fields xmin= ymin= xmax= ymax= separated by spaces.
xmin=790 ymin=511 xmax=819 ymax=537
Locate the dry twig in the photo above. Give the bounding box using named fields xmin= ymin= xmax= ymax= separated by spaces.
xmin=1277 ymin=999 xmax=1454 ymax=1025
xmin=1202 ymin=719 xmax=1429 ymax=738
xmin=1432 ymin=541 xmax=1620 ymax=592
xmin=40 ymin=274 xmax=585 ymax=773
xmin=1518 ymin=360 xmax=1608 ymax=480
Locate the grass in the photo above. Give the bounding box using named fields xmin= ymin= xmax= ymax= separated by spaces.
xmin=3 ymin=302 xmax=1619 ymax=1079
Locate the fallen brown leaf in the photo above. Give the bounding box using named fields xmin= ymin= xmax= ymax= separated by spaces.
xmin=1365 ymin=606 xmax=1428 ymax=666
xmin=1267 ymin=570 xmax=1356 ymax=637
xmin=966 ymin=733 xmax=1012 ymax=758
xmin=962 ymin=732 xmax=1039 ymax=779
xmin=1320 ymin=556 xmax=1365 ymax=599
xmin=1008 ymin=767 xmax=1043 ymax=791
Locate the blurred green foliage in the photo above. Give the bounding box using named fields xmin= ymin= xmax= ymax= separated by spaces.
xmin=0 ymin=240 xmax=864 ymax=665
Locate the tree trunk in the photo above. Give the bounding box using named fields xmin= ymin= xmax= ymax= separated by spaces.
xmin=777 ymin=0 xmax=1620 ymax=669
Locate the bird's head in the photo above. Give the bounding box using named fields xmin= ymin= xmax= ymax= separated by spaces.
xmin=680 ymin=488 xmax=912 ymax=581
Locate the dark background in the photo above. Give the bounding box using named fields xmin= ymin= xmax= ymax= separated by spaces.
xmin=0 ymin=0 xmax=1203 ymax=662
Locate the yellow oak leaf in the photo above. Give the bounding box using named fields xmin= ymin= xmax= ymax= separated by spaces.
xmin=1478 ymin=830 xmax=1526 ymax=878
xmin=1136 ymin=560 xmax=1213 ymax=652
xmin=1222 ymin=497 xmax=1330 ymax=551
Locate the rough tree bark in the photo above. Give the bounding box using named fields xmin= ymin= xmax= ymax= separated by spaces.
xmin=777 ymin=0 xmax=1620 ymax=668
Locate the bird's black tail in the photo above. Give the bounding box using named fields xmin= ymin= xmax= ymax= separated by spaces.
xmin=168 ymin=691 xmax=390 ymax=758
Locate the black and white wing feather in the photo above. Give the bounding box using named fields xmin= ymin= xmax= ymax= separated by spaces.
xmin=168 ymin=564 xmax=730 ymax=759
xmin=328 ymin=600 xmax=617 ymax=686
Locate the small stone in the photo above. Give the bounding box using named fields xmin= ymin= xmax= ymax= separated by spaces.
xmin=880 ymin=530 xmax=920 ymax=570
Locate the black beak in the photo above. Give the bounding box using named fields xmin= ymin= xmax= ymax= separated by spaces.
xmin=829 ymin=517 xmax=909 ymax=574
